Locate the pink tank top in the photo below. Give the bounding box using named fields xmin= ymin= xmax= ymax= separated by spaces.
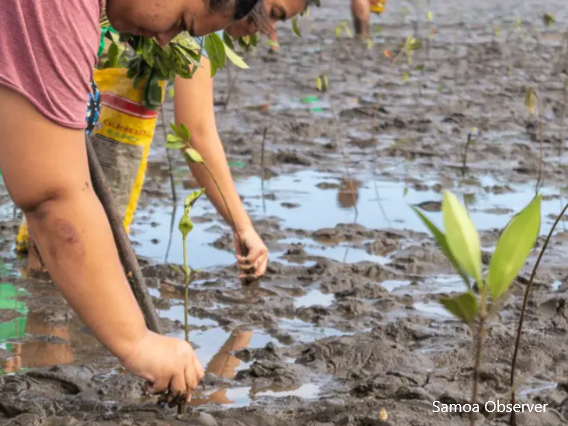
xmin=0 ymin=0 xmax=103 ymax=129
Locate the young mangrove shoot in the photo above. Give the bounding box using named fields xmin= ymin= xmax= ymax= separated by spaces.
xmin=178 ymin=188 xmax=205 ymax=342
xmin=413 ymin=191 xmax=541 ymax=426
xmin=166 ymin=123 xmax=248 ymax=271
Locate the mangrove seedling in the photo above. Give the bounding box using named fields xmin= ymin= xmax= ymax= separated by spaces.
xmin=166 ymin=123 xmax=249 ymax=275
xmin=525 ymin=87 xmax=544 ymax=194
xmin=413 ymin=192 xmax=541 ymax=426
xmin=462 ymin=127 xmax=479 ymax=176
xmin=316 ymin=74 xmax=358 ymax=215
xmin=178 ymin=188 xmax=205 ymax=342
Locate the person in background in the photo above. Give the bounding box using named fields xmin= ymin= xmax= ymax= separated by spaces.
xmin=0 ymin=0 xmax=263 ymax=404
xmin=251 ymin=0 xmax=387 ymax=49
xmin=172 ymin=0 xmax=312 ymax=281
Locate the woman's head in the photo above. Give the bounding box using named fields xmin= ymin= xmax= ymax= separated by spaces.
xmin=106 ymin=0 xmax=261 ymax=45
xmin=224 ymin=0 xmax=309 ymax=38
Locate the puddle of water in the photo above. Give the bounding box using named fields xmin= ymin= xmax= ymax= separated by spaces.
xmin=0 ymin=281 xmax=101 ymax=375
xmin=517 ymin=381 xmax=558 ymax=399
xmin=294 ymin=289 xmax=335 ymax=309
xmin=413 ymin=302 xmax=453 ymax=319
xmin=133 ymin=169 xmax=568 ymax=270
xmin=381 ymin=280 xmax=413 ymax=292
xmin=278 ymin=237 xmax=389 ymax=264
xmin=383 ymin=276 xmax=467 ymax=296
xmin=278 ymin=317 xmax=354 ymax=343
xmin=189 ymin=383 xmax=321 ymax=408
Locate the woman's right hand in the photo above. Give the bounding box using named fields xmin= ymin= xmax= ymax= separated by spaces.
xmin=120 ymin=331 xmax=204 ymax=403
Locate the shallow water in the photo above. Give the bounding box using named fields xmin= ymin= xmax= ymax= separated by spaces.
xmin=132 ymin=169 xmax=568 ymax=271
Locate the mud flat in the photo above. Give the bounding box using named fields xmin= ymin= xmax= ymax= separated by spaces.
xmin=3 ymin=0 xmax=568 ymax=424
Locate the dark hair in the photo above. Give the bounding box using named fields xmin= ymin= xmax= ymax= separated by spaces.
xmin=233 ymin=0 xmax=263 ymax=20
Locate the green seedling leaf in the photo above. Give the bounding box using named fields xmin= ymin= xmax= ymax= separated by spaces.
xmin=178 ymin=213 xmax=194 ymax=237
xmin=342 ymin=22 xmax=353 ymax=38
xmin=222 ymin=31 xmax=235 ymax=50
xmin=316 ymin=75 xmax=329 ymax=92
xmin=438 ymin=85 xmax=444 ymax=93
xmin=292 ymin=16 xmax=302 ymax=37
xmin=411 ymin=206 xmax=470 ymax=286
xmin=443 ymin=191 xmax=483 ymax=284
xmin=402 ymin=71 xmax=409 ymax=83
xmin=543 ymin=13 xmax=555 ymax=27
xmin=427 ymin=11 xmax=433 ymax=21
xmin=440 ymin=292 xmax=478 ymax=325
xmin=224 ymin=42 xmax=249 ymax=69
xmin=205 ymin=33 xmax=226 ymax=71
xmin=170 ymin=122 xmax=184 ymax=139
xmin=170 ymin=265 xmax=183 ymax=274
xmin=525 ymin=87 xmax=536 ymax=115
xmin=414 ymin=65 xmax=425 ymax=71
xmin=487 ymin=196 xmax=541 ymax=301
xmin=184 ymin=188 xmax=206 ymax=210
xmin=185 ymin=147 xmax=204 ymax=163
xmin=165 ymin=134 xmax=185 ymax=149
xmin=335 ymin=24 xmax=343 ymax=38
xmin=180 ymin=123 xmax=191 ymax=141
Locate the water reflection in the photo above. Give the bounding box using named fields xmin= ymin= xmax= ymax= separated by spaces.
xmin=337 ymin=178 xmax=361 ymax=209
xmin=189 ymin=329 xmax=253 ymax=406
xmin=0 ymin=282 xmax=74 ymax=374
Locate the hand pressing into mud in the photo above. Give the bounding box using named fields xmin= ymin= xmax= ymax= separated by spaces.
xmin=234 ymin=226 xmax=268 ymax=282
xmin=120 ymin=331 xmax=204 ymax=404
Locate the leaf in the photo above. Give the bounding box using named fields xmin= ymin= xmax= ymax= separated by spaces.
xmin=335 ymin=24 xmax=342 ymax=39
xmin=427 ymin=11 xmax=433 ymax=21
xmin=487 ymin=196 xmax=541 ymax=301
xmin=222 ymin=31 xmax=235 ymax=50
xmin=170 ymin=265 xmax=183 ymax=274
xmin=169 ymin=122 xmax=184 ymax=139
xmin=402 ymin=71 xmax=409 ymax=83
xmin=292 ymin=16 xmax=302 ymax=37
xmin=414 ymin=65 xmax=425 ymax=71
xmin=411 ymin=205 xmax=470 ymax=286
xmin=440 ymin=292 xmax=478 ymax=324
xmin=204 ymin=33 xmax=226 ymax=70
xmin=210 ymin=59 xmax=218 ymax=78
xmin=525 ymin=87 xmax=536 ymax=115
xmin=438 ymin=84 xmax=444 ymax=93
xmin=178 ymin=213 xmax=194 ymax=237
xmin=224 ymin=43 xmax=249 ymax=69
xmin=343 ymin=22 xmax=353 ymax=38
xmin=180 ymin=123 xmax=191 ymax=141
xmin=184 ymin=188 xmax=206 ymax=209
xmin=442 ymin=191 xmax=483 ymax=284
xmin=542 ymin=13 xmax=555 ymax=27
xmin=165 ymin=134 xmax=185 ymax=149
xmin=494 ymin=25 xmax=501 ymax=37
xmin=185 ymin=147 xmax=204 ymax=163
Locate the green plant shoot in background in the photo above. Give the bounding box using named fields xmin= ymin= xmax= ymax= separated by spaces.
xmin=178 ymin=188 xmax=205 ymax=342
xmin=413 ymin=191 xmax=541 ymax=426
xmin=166 ymin=123 xmax=246 ymax=261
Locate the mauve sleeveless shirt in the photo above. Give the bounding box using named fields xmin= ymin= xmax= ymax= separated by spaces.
xmin=0 ymin=0 xmax=103 ymax=129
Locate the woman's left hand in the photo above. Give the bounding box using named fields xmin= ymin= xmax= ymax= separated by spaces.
xmin=234 ymin=227 xmax=269 ymax=282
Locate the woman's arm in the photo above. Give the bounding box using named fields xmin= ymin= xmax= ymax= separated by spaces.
xmin=173 ymin=58 xmax=268 ymax=280
xmin=0 ymin=86 xmax=203 ymax=401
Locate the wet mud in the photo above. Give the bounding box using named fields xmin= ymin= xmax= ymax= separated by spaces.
xmin=3 ymin=0 xmax=568 ymax=424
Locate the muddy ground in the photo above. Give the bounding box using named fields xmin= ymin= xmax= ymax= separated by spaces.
xmin=4 ymin=0 xmax=568 ymax=424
